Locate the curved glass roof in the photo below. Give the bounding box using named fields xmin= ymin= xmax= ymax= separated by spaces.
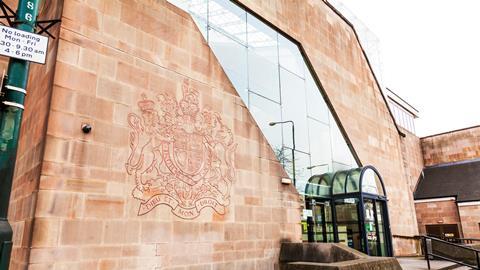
xmin=304 ymin=173 xmax=333 ymax=198
xmin=306 ymin=166 xmax=386 ymax=197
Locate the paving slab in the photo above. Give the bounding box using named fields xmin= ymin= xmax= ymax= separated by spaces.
xmin=397 ymin=257 xmax=458 ymax=270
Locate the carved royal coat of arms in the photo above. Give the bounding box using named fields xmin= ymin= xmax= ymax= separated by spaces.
xmin=125 ymin=82 xmax=237 ymax=219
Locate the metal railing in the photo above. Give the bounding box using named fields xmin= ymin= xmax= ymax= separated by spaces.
xmin=435 ymin=236 xmax=480 ymax=245
xmin=422 ymin=235 xmax=480 ymax=269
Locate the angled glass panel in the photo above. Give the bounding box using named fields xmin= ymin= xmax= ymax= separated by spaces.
xmin=308 ymin=119 xmax=332 ymax=175
xmin=208 ymin=28 xmax=248 ymax=101
xmin=306 ymin=66 xmax=329 ymax=124
xmin=247 ymin=50 xmax=280 ymax=102
xmin=249 ymin=92 xmax=282 ymax=151
xmin=280 ymin=68 xmax=309 ymax=153
xmin=283 ymin=148 xmax=311 ymax=194
xmin=278 ymin=34 xmax=305 ymax=78
xmin=247 ymin=13 xmax=278 ymax=62
xmin=169 ymin=0 xmax=359 ymax=189
xmin=330 ymin=114 xmax=355 ymax=167
xmin=209 ymin=0 xmax=247 ymax=44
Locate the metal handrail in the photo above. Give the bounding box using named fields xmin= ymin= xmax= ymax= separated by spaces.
xmin=426 ymin=234 xmax=480 ymax=245
xmin=422 ymin=235 xmax=480 ymax=270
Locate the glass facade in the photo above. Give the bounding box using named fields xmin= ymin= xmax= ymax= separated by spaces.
xmin=168 ymin=0 xmax=358 ymax=196
xmin=388 ymin=100 xmax=416 ymax=134
xmin=168 ymin=0 xmax=393 ymax=257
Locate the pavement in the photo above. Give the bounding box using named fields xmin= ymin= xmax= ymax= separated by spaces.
xmin=397 ymin=257 xmax=464 ymax=270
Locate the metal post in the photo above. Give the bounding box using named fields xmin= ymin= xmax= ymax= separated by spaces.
xmin=290 ymin=122 xmax=295 ymax=187
xmin=423 ymin=237 xmax=431 ymax=270
xmin=268 ymin=120 xmax=296 ymax=186
xmin=476 ymin=250 xmax=479 ymax=269
xmin=306 ymin=198 xmax=315 ymax=242
xmin=0 ymin=1 xmax=40 ymax=269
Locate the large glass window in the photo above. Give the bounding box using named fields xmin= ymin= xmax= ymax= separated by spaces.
xmin=249 ymin=92 xmax=282 ymax=151
xmin=168 ymin=0 xmax=358 ymax=194
xmin=208 ymin=29 xmax=248 ymax=101
xmin=280 ymin=68 xmax=309 ymax=153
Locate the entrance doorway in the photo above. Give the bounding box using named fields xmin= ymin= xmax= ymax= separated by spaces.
xmin=364 ymin=198 xmax=389 ymax=256
xmin=426 ymin=224 xmax=460 ymax=239
xmin=304 ymin=166 xmax=393 ymax=257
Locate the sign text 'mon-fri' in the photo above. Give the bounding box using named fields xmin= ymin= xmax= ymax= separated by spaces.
xmin=0 ymin=25 xmax=48 ymax=64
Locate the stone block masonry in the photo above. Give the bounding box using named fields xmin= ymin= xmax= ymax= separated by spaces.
xmin=3 ymin=0 xmax=426 ymax=268
xmin=26 ymin=0 xmax=301 ymax=269
xmin=421 ymin=125 xmax=480 ymax=166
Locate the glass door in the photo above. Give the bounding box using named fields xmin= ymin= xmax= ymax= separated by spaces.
xmin=335 ymin=198 xmax=362 ymax=251
xmin=375 ymin=200 xmax=388 ymax=256
xmin=312 ymin=201 xmax=334 ymax=242
xmin=364 ymin=198 xmax=389 ymax=256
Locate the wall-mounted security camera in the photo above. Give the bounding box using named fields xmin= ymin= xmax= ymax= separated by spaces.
xmin=81 ymin=123 xmax=92 ymax=134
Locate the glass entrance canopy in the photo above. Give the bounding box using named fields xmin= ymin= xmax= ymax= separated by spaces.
xmin=304 ymin=166 xmax=393 ymax=256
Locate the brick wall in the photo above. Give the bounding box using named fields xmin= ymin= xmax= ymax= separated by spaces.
xmin=414 ymin=200 xmax=461 ymax=235
xmin=0 ymin=1 xmax=64 ymax=269
xmin=458 ymin=204 xmax=480 ymax=239
xmin=27 ymin=0 xmax=301 ymax=269
xmin=421 ymin=126 xmax=480 ymax=167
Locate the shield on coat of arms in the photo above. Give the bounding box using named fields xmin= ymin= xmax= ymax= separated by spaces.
xmin=171 ymin=129 xmax=206 ymax=176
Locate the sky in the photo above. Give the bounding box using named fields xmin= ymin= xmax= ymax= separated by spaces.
xmin=336 ymin=0 xmax=480 ymax=137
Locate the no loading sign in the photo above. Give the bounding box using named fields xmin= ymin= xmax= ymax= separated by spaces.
xmin=0 ymin=25 xmax=48 ymax=64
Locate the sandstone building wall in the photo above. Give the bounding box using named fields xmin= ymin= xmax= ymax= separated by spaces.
xmin=400 ymin=128 xmax=424 ymax=192
xmin=26 ymin=0 xmax=301 ymax=269
xmin=3 ymin=0 xmax=425 ymax=268
xmin=0 ymin=1 xmax=63 ymax=269
xmin=458 ymin=203 xmax=480 ymax=239
xmin=421 ymin=125 xmax=480 ymax=166
xmin=414 ymin=199 xmax=461 ymax=235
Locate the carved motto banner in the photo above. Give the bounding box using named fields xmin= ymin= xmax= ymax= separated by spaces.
xmin=125 ymin=82 xmax=237 ymax=219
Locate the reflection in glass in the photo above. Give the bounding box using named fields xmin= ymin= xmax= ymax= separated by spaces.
xmin=283 ymin=148 xmax=311 ymax=193
xmin=376 ymin=201 xmax=387 ymax=256
xmin=248 ymin=50 xmax=280 ymax=102
xmin=309 ymin=119 xmax=332 ymax=174
xmin=362 ymin=168 xmax=384 ymax=196
xmin=168 ymin=0 xmax=358 ymax=191
xmin=278 ymin=34 xmax=305 ymax=77
xmin=249 ymin=92 xmax=282 ymax=151
xmin=332 ymin=171 xmax=347 ymax=195
xmin=346 ymin=168 xmax=361 ymax=193
xmin=306 ymin=67 xmax=329 ymax=124
xmin=208 ymin=29 xmax=248 ymax=101
xmin=364 ymin=199 xmax=378 ymax=256
xmin=280 ymin=68 xmax=309 ymax=153
xmin=208 ymin=0 xmax=246 ymax=44
xmin=247 ymin=13 xmax=278 ymax=61
xmin=312 ymin=202 xmax=334 ymax=243
xmin=335 ymin=198 xmax=362 ymax=251
xmin=330 ymin=114 xmax=355 ymax=167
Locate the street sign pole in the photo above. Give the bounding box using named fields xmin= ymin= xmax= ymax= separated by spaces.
xmin=0 ymin=1 xmax=40 ymax=269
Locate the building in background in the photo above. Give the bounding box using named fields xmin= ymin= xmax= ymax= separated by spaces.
xmin=415 ymin=126 xmax=480 ymax=240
